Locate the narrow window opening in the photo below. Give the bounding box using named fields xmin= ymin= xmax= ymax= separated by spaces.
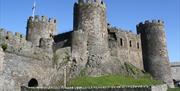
xmin=120 ymin=38 xmax=123 ymax=46
xmin=137 ymin=42 xmax=140 ymax=49
xmin=129 ymin=40 xmax=132 ymax=47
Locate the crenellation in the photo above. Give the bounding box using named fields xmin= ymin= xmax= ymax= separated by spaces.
xmin=158 ymin=20 xmax=164 ymax=24
xmin=15 ymin=32 xmax=21 ymax=38
xmin=0 ymin=28 xmax=7 ymax=37
xmin=48 ymin=18 xmax=56 ymax=23
xmin=34 ymin=15 xmax=40 ymax=22
xmin=77 ymin=0 xmax=106 ymax=8
xmin=28 ymin=15 xmax=56 ymax=24
xmin=28 ymin=16 xmax=33 ymax=21
xmin=145 ymin=20 xmax=150 ymax=24
xmin=137 ymin=19 xmax=164 ymax=28
xmin=86 ymin=0 xmax=93 ymax=4
xmin=78 ymin=0 xmax=84 ymax=3
xmin=6 ymin=31 xmax=13 ymax=39
xmin=41 ymin=16 xmax=48 ymax=22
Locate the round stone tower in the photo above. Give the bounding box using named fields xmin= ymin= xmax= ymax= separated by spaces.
xmin=137 ymin=20 xmax=174 ymax=87
xmin=73 ymin=0 xmax=110 ymax=75
xmin=26 ymin=15 xmax=56 ymax=46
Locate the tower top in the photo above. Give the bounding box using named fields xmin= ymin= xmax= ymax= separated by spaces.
xmin=136 ymin=20 xmax=164 ymax=28
xmin=77 ymin=0 xmax=106 ymax=7
xmin=136 ymin=20 xmax=165 ymax=34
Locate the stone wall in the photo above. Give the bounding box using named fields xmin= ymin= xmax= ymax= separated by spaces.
xmin=21 ymin=84 xmax=168 ymax=91
xmin=0 ymin=52 xmax=57 ymax=91
xmin=108 ymin=27 xmax=143 ymax=70
xmin=171 ymin=62 xmax=180 ymax=81
xmin=71 ymin=29 xmax=88 ymax=73
xmin=53 ymin=31 xmax=72 ymax=49
xmin=0 ymin=28 xmax=53 ymax=63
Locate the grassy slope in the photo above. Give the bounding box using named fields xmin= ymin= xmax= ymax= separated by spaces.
xmin=67 ymin=74 xmax=162 ymax=87
xmin=168 ymin=88 xmax=180 ymax=91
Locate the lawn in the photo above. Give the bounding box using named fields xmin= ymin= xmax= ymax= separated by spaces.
xmin=67 ymin=74 xmax=162 ymax=87
xmin=168 ymin=88 xmax=180 ymax=91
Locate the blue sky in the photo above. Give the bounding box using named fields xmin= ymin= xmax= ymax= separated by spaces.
xmin=0 ymin=0 xmax=180 ymax=62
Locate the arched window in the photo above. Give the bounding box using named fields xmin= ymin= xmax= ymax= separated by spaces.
xmin=28 ymin=78 xmax=38 ymax=87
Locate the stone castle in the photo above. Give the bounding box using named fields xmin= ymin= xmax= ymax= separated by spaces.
xmin=0 ymin=0 xmax=174 ymax=90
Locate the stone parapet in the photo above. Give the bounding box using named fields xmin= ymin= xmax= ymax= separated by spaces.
xmin=21 ymin=84 xmax=168 ymax=91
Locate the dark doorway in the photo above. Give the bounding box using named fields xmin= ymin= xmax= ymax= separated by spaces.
xmin=28 ymin=78 xmax=38 ymax=87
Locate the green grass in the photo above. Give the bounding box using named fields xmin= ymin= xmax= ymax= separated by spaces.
xmin=67 ymin=74 xmax=162 ymax=87
xmin=168 ymin=88 xmax=180 ymax=91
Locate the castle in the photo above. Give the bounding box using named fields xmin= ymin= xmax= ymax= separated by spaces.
xmin=0 ymin=0 xmax=174 ymax=90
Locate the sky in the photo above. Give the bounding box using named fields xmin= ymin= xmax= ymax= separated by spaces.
xmin=0 ymin=0 xmax=180 ymax=62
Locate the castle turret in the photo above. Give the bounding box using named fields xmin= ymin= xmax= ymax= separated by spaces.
xmin=137 ymin=20 xmax=174 ymax=87
xmin=26 ymin=15 xmax=56 ymax=46
xmin=72 ymin=0 xmax=110 ymax=75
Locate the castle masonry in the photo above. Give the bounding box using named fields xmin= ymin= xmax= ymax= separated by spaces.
xmin=26 ymin=16 xmax=56 ymax=46
xmin=73 ymin=0 xmax=110 ymax=75
xmin=137 ymin=20 xmax=174 ymax=87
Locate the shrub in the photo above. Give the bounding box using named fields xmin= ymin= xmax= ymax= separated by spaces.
xmin=1 ymin=44 xmax=7 ymax=51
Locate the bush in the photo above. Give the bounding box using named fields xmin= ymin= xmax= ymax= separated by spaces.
xmin=1 ymin=44 xmax=7 ymax=51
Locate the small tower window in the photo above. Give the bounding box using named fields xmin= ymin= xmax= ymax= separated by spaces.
xmin=137 ymin=42 xmax=140 ymax=49
xmin=129 ymin=40 xmax=132 ymax=47
xmin=120 ymin=38 xmax=123 ymax=46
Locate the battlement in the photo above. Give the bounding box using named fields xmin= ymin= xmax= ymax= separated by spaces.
xmin=26 ymin=15 xmax=56 ymax=46
xmin=0 ymin=28 xmax=26 ymax=40
xmin=77 ymin=0 xmax=106 ymax=7
xmin=136 ymin=20 xmax=165 ymax=34
xmin=137 ymin=20 xmax=164 ymax=28
xmin=28 ymin=15 xmax=56 ymax=24
xmin=0 ymin=28 xmax=53 ymax=62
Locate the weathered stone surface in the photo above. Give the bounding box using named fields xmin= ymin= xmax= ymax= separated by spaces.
xmin=0 ymin=53 xmax=56 ymax=91
xmin=21 ymin=84 xmax=167 ymax=91
xmin=73 ymin=0 xmax=110 ymax=76
xmin=137 ymin=20 xmax=174 ymax=87
xmin=26 ymin=16 xmax=56 ymax=46
xmin=71 ymin=30 xmax=88 ymax=71
xmin=108 ymin=27 xmax=144 ymax=70
xmin=171 ymin=62 xmax=180 ymax=81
